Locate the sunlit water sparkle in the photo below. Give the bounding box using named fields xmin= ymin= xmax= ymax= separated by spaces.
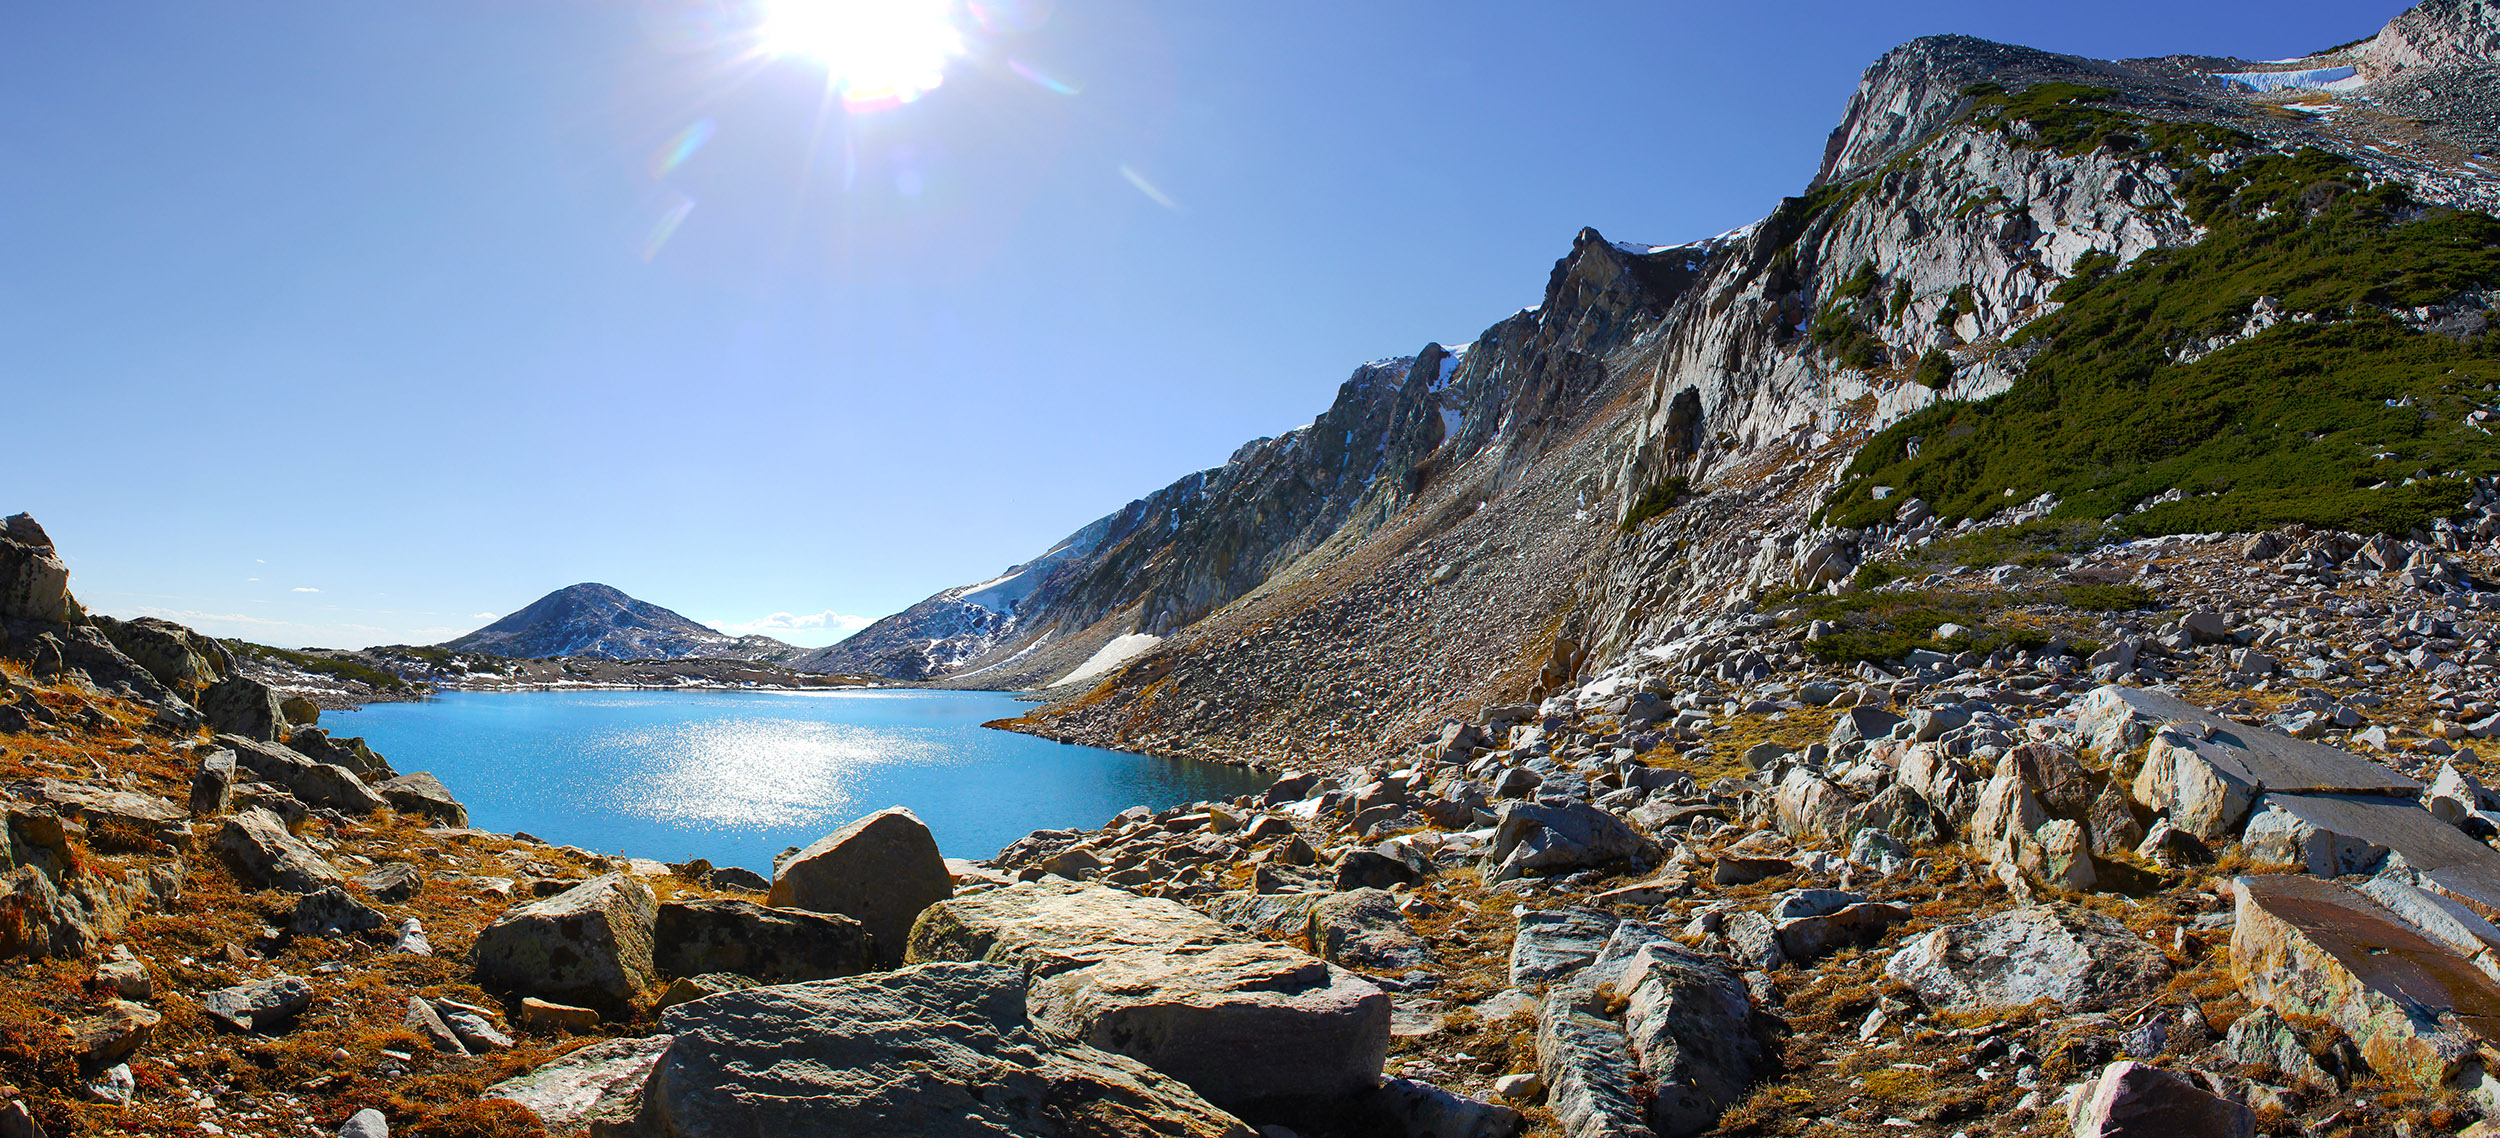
xmin=335 ymin=689 xmax=1270 ymax=871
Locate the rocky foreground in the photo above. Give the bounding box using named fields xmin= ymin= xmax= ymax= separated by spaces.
xmin=20 ymin=494 xmax=2500 ymax=1138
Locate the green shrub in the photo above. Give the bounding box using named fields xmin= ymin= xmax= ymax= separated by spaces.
xmin=1836 ymin=260 xmax=1881 ymax=301
xmin=1971 ymin=81 xmax=2248 ymax=164
xmin=1914 ymin=349 xmax=1954 ymax=389
xmin=1826 ymin=148 xmax=2500 ymax=537
xmin=1888 ymin=279 xmax=1913 ymax=324
xmin=1621 ymin=477 xmax=1689 ymax=532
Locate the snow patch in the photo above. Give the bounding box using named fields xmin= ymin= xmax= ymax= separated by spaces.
xmin=1051 ymin=632 xmax=1162 ymax=689
xmin=2211 ymin=66 xmax=2363 ymax=92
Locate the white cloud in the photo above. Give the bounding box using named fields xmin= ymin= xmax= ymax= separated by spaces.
xmin=472 ymin=612 xmax=498 ymax=620
xmin=711 ymin=609 xmax=877 ymax=647
xmin=292 ymin=586 xmax=319 ymax=593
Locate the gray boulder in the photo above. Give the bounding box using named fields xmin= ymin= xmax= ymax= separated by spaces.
xmin=189 ymin=749 xmax=237 ymax=817
xmin=2067 ymin=1060 xmax=2254 ymax=1138
xmin=287 ymin=728 xmax=394 ymax=782
xmin=92 ymin=614 xmax=227 ymax=695
xmin=1489 ymin=800 xmax=1646 ymax=881
xmin=370 ymin=772 xmax=467 ymax=827
xmin=767 ymin=807 xmax=952 ymax=968
xmin=621 ymin=962 xmax=1255 ymax=1138
xmin=1310 ymin=889 xmax=1431 ymax=972
xmin=907 ymin=879 xmax=1389 ymax=1117
xmin=354 ymin=863 xmax=423 ymax=903
xmin=1368 ymin=1078 xmax=1520 ymax=1138
xmin=1616 ymin=942 xmax=1774 ymax=1137
xmin=1509 ymin=910 xmax=1618 ymax=990
xmin=201 ymin=975 xmax=314 ymax=1032
xmin=1885 ymin=904 xmax=2170 ymax=1011
xmin=219 ymin=735 xmax=385 ymax=815
xmin=289 ymin=886 xmax=386 ymax=937
xmin=0 ymin=516 xmax=74 ymax=624
xmin=483 ymin=1033 xmax=672 ymax=1137
xmin=201 ymin=677 xmax=288 ymax=742
xmin=473 ymin=873 xmax=659 ymax=1018
xmin=653 ymin=898 xmax=877 ymax=984
xmin=216 ymin=811 xmax=343 ymax=893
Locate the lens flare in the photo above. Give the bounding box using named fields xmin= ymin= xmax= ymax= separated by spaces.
xmin=1007 ymin=57 xmax=1078 ymax=95
xmin=759 ymin=0 xmax=965 ymax=112
xmin=642 ymin=190 xmax=696 ymax=261
xmin=1118 ymin=163 xmax=1179 ymax=211
xmin=650 ymin=118 xmax=717 ymax=179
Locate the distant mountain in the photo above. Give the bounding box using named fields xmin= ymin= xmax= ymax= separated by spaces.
xmin=443 ymin=583 xmax=797 ymax=662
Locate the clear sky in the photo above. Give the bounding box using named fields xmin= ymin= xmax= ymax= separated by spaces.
xmin=0 ymin=0 xmax=2409 ymax=649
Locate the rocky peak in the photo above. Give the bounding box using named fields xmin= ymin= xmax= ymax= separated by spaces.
xmin=445 ymin=583 xmax=792 ymax=663
xmin=1812 ymin=35 xmax=2110 ymax=188
xmin=2363 ymin=0 xmax=2500 ymax=78
xmin=2 ymin=513 xmax=53 ymax=550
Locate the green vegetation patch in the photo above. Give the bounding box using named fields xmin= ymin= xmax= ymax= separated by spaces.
xmin=1621 ymin=477 xmax=1690 ymax=532
xmin=226 ymin=642 xmax=413 ymax=692
xmin=1969 ymin=81 xmax=2250 ymax=165
xmin=1778 ymin=587 xmax=2051 ymax=665
xmin=1826 ymin=148 xmax=2500 ymax=537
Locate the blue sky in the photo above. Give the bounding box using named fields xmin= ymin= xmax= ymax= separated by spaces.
xmin=1 ymin=0 xmax=2408 ymax=648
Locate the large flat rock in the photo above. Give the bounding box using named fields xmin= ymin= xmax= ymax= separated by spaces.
xmin=1884 ymin=904 xmax=2170 ymax=1012
xmin=2245 ymin=793 xmax=2500 ymax=920
xmin=908 ymin=880 xmax=1390 ymax=1118
xmin=621 ymin=961 xmax=1254 ymax=1138
xmin=2231 ymin=874 xmax=2500 ymax=1093
xmin=2078 ymin=686 xmax=2418 ymax=797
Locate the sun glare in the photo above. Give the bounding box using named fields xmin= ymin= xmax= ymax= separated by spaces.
xmin=760 ymin=0 xmax=966 ymax=112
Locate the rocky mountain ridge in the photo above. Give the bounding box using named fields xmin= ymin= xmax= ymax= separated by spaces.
xmin=952 ymin=3 xmax=2500 ymax=775
xmin=442 ymin=583 xmax=795 ymax=664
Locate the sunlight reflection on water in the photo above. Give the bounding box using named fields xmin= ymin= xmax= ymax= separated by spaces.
xmin=337 ymin=689 xmax=1272 ymax=868
xmin=621 ymin=718 xmax=938 ymax=829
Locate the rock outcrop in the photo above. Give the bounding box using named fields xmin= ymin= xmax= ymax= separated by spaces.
xmin=907 ymin=879 xmax=1391 ymax=1120
xmin=614 ymin=962 xmax=1255 ymax=1138
xmin=766 ymin=807 xmax=951 ymax=967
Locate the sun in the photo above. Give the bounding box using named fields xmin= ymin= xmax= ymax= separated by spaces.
xmin=758 ymin=0 xmax=966 ymax=112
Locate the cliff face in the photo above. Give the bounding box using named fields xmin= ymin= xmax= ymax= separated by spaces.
xmin=444 ymin=583 xmax=794 ymax=663
xmin=805 ymin=228 xmax=1717 ymax=691
xmin=822 ymin=1 xmax=2500 ymax=769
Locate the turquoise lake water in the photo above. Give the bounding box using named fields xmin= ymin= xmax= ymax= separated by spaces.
xmin=329 ymin=689 xmax=1271 ymax=871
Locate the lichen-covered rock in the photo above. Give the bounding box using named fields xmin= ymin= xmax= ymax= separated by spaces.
xmin=219 ymin=735 xmax=385 ymax=815
xmin=473 ymin=874 xmax=658 ymax=1018
xmin=766 ymin=807 xmax=951 ymax=968
xmin=201 ymin=678 xmax=288 ymax=743
xmin=620 ymin=962 xmax=1255 ymax=1138
xmin=484 ymin=1034 xmax=672 ymax=1137
xmin=0 ymin=516 xmax=73 ymax=624
xmin=216 ymin=810 xmax=344 ymax=893
xmin=91 ymin=615 xmax=228 ymax=695
xmin=288 ymin=728 xmax=394 ymax=782
xmin=289 ymin=886 xmax=386 ymax=937
xmin=201 ymin=976 xmax=314 ymax=1032
xmin=370 ymin=772 xmax=466 ymax=827
xmin=1884 ymin=904 xmax=2170 ymax=1011
xmin=653 ymin=898 xmax=876 ymax=985
xmin=1489 ymin=800 xmax=1647 ymax=881
xmin=908 ymin=879 xmax=1389 ymax=1116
